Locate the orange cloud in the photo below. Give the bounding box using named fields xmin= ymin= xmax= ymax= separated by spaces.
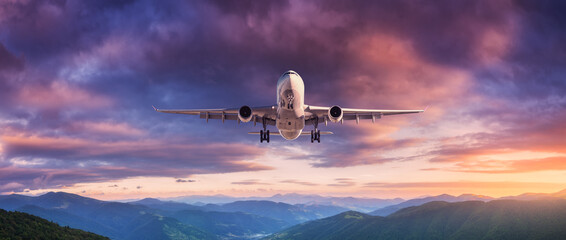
xmin=448 ymin=157 xmax=566 ymax=174
xmin=364 ymin=181 xmax=565 ymax=190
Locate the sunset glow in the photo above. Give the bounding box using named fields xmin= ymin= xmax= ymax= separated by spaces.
xmin=1 ymin=0 xmax=565 ymax=201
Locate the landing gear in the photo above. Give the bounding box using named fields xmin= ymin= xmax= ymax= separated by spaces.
xmin=260 ymin=130 xmax=270 ymax=143
xmin=260 ymin=117 xmax=270 ymax=143
xmin=311 ymin=129 xmax=320 ymax=143
xmin=311 ymin=117 xmax=321 ymax=143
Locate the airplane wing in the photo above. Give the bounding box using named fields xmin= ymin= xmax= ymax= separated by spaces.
xmin=153 ymin=105 xmax=278 ymax=125
xmin=304 ymin=105 xmax=426 ymax=125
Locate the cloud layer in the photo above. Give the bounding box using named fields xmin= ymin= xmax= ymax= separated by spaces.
xmin=1 ymin=0 xmax=565 ymax=194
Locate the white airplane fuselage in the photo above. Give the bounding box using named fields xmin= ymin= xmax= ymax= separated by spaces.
xmin=155 ymin=70 xmax=425 ymax=143
xmin=276 ymin=71 xmax=305 ymax=140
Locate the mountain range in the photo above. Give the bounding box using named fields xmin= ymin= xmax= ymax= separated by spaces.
xmin=2 ymin=189 xmax=566 ymax=240
xmin=265 ymin=198 xmax=566 ymax=240
xmin=0 ymin=192 xmax=351 ymax=239
xmin=369 ymin=193 xmax=494 ymax=216
xmin=164 ymin=193 xmax=404 ymax=212
xmin=367 ymin=188 xmax=566 ymax=217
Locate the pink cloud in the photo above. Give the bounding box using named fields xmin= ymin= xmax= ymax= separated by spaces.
xmin=231 ymin=179 xmax=271 ymax=185
xmin=0 ymin=133 xmax=273 ymax=191
xmin=338 ymin=33 xmax=473 ymax=111
xmin=280 ymin=179 xmax=319 ymax=186
xmin=17 ymin=81 xmax=112 ymax=110
xmin=68 ymin=121 xmax=145 ymax=137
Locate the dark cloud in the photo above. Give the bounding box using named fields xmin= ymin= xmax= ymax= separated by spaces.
xmin=1 ymin=0 xmax=566 ymax=193
xmin=285 ymin=125 xmax=424 ymax=168
xmin=0 ymin=43 xmax=24 ymax=71
xmin=176 ymin=179 xmax=196 ymax=183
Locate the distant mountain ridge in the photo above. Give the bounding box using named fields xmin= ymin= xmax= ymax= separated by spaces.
xmin=0 ymin=192 xmax=351 ymax=240
xmin=369 ymin=188 xmax=566 ymax=217
xmin=2 ymin=189 xmax=566 ymax=240
xmin=369 ymin=193 xmax=494 ymax=216
xmin=266 ymin=198 xmax=566 ymax=240
xmin=131 ymin=198 xmax=349 ymax=226
xmin=165 ymin=193 xmax=403 ymax=212
xmin=0 ymin=192 xmax=215 ymax=240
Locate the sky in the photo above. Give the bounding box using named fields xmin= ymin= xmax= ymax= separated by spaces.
xmin=1 ymin=0 xmax=566 ymax=201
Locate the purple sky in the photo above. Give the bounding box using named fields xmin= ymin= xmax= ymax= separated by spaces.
xmin=1 ymin=0 xmax=565 ymax=199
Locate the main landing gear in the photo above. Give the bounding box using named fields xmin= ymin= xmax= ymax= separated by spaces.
xmin=311 ymin=117 xmax=321 ymax=143
xmin=311 ymin=129 xmax=320 ymax=143
xmin=260 ymin=117 xmax=270 ymax=143
xmin=260 ymin=130 xmax=270 ymax=143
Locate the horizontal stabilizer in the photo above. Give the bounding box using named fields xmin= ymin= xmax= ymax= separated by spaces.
xmin=248 ymin=131 xmax=333 ymax=135
xmin=305 ymin=131 xmax=333 ymax=135
xmin=248 ymin=131 xmax=280 ymax=135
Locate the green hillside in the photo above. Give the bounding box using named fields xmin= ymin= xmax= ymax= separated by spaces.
xmin=265 ymin=199 xmax=566 ymax=240
xmin=169 ymin=209 xmax=287 ymax=239
xmin=0 ymin=209 xmax=108 ymax=240
xmin=124 ymin=213 xmax=218 ymax=240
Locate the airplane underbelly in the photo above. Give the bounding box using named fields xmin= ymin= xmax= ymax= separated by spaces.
xmin=279 ymin=130 xmax=302 ymax=140
xmin=276 ymin=112 xmax=304 ymax=140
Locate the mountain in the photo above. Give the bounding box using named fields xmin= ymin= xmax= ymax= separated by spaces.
xmin=552 ymin=188 xmax=566 ymax=198
xmin=166 ymin=194 xmax=241 ymax=204
xmin=201 ymin=200 xmax=347 ymax=225
xmin=16 ymin=204 xmax=119 ymax=238
xmin=132 ymin=197 xmax=348 ymax=226
xmin=261 ymin=193 xmax=403 ymax=212
xmin=0 ymin=192 xmax=222 ymax=239
xmin=130 ymin=198 xmax=201 ymax=212
xmin=0 ymin=192 xmax=304 ymax=240
xmin=169 ymin=210 xmax=287 ymax=239
xmin=500 ymin=188 xmax=566 ymax=201
xmin=0 ymin=194 xmax=34 ymax=210
xmin=369 ymin=193 xmax=493 ymax=216
xmin=123 ymin=213 xmax=218 ymax=240
xmin=266 ymin=199 xmax=566 ymax=240
xmin=165 ymin=193 xmax=403 ymax=212
xmin=0 ymin=208 xmax=108 ymax=240
xmin=296 ymin=204 xmax=351 ymax=219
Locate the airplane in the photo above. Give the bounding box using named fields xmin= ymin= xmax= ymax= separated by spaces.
xmin=154 ymin=70 xmax=425 ymax=143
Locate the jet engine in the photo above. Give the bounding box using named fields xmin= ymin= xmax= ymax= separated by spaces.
xmin=328 ymin=105 xmax=343 ymax=123
xmin=238 ymin=105 xmax=253 ymax=122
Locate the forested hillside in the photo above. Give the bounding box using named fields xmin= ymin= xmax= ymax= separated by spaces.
xmin=0 ymin=209 xmax=108 ymax=240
